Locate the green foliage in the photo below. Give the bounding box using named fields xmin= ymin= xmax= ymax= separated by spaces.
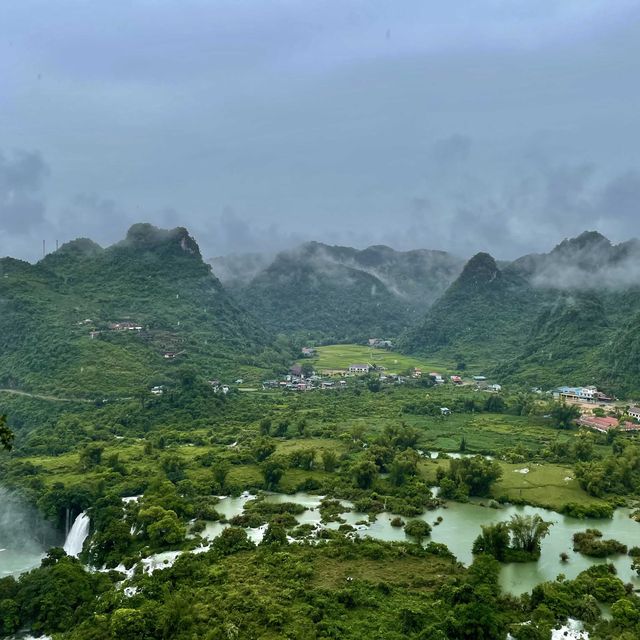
xmin=549 ymin=402 xmax=580 ymax=430
xmin=0 ymin=415 xmax=14 ymax=451
xmin=441 ymin=456 xmax=503 ymax=498
xmin=404 ymin=519 xmax=432 ymax=543
xmin=573 ymin=529 xmax=628 ymax=557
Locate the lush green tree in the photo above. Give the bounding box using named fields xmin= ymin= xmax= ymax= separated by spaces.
xmin=261 ymin=460 xmax=284 ymax=489
xmin=389 ymin=450 xmax=419 ymax=486
xmin=212 ymin=460 xmax=231 ymax=490
xmin=321 ymin=449 xmax=338 ymax=472
xmin=78 ymin=444 xmax=104 ymax=470
xmin=404 ymin=519 xmax=432 ymax=543
xmin=509 ymin=514 xmax=552 ymax=554
xmin=259 ymin=418 xmax=272 ymax=436
xmin=352 ymin=459 xmax=378 ymax=489
xmin=472 ymin=522 xmax=510 ymax=561
xmin=550 ymin=402 xmax=580 ymax=430
xmin=444 ymin=456 xmax=503 ymax=497
xmin=484 ymin=395 xmax=505 ymax=413
xmin=252 ymin=438 xmax=276 ymax=462
xmin=0 ymin=415 xmax=14 ymax=451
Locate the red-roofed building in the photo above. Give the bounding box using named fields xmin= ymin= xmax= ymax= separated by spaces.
xmin=579 ymin=415 xmax=640 ymax=433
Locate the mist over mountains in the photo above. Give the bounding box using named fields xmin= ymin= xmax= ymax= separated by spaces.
xmin=2 ymin=224 xmax=640 ymax=397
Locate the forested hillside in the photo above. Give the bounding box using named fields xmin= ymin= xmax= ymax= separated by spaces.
xmin=401 ymin=233 xmax=640 ymax=397
xmin=217 ymin=242 xmax=463 ymax=342
xmin=0 ymin=224 xmax=287 ymax=398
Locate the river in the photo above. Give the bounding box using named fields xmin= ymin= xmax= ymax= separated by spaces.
xmin=203 ymin=491 xmax=640 ymax=595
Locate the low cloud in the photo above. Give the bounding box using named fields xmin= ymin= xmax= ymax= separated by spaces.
xmin=0 ymin=149 xmax=49 ymax=235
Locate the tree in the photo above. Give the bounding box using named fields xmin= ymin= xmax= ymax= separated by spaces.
xmin=550 ymin=402 xmax=580 ymax=430
xmin=445 ymin=456 xmax=503 ymax=497
xmin=259 ymin=419 xmax=272 ymax=436
xmin=321 ymin=449 xmax=338 ymax=472
xmin=212 ymin=461 xmax=230 ymax=490
xmin=139 ymin=506 xmax=186 ymax=545
xmin=78 ymin=444 xmax=104 ymax=470
xmin=404 ymin=520 xmax=432 ymax=544
xmin=261 ymin=460 xmax=284 ymax=489
xmin=472 ymin=522 xmax=510 ymax=561
xmin=160 ymin=453 xmax=187 ymax=483
xmin=389 ymin=450 xmax=419 ymax=486
xmin=484 ymin=395 xmax=505 ymax=413
xmin=509 ymin=514 xmax=552 ymax=554
xmin=261 ymin=523 xmax=287 ymax=546
xmin=352 ymin=459 xmax=378 ymax=489
xmin=253 ymin=438 xmax=276 ymax=462
xmin=0 ymin=416 xmax=14 ymax=451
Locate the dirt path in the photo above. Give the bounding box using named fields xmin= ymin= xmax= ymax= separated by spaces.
xmin=0 ymin=388 xmax=93 ymax=403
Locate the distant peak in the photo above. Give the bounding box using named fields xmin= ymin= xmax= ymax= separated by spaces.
xmin=552 ymin=230 xmax=611 ymax=254
xmin=55 ymin=238 xmax=103 ymax=257
xmin=457 ymin=252 xmax=500 ymax=286
xmin=123 ymin=223 xmax=201 ymax=257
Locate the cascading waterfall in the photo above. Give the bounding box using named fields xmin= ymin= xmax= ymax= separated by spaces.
xmin=63 ymin=512 xmax=90 ymax=557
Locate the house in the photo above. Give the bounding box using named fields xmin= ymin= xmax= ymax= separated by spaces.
xmin=579 ymin=415 xmax=640 ymax=433
xmin=339 ymin=380 xmax=347 ymax=387
xmin=412 ymin=368 xmax=422 ymax=378
xmin=578 ymin=416 xmax=618 ymax=432
xmin=163 ymin=352 xmax=177 ymax=359
xmin=429 ymin=372 xmax=444 ymax=384
xmin=262 ymin=380 xmax=278 ymax=390
xmin=301 ymin=347 xmax=316 ymax=357
xmin=473 ymin=376 xmax=487 ymax=381
xmin=490 ymin=384 xmax=502 ymax=392
xmin=368 ymin=338 xmax=393 ymax=349
xmin=440 ymin=407 xmax=451 ymax=416
xmin=555 ymin=386 xmax=612 ymax=404
xmin=628 ymin=406 xmax=640 ymax=421
xmin=151 ymin=386 xmax=164 ymax=396
xmin=321 ymin=381 xmax=335 ymax=389
xmin=348 ymin=364 xmax=371 ymax=374
xmin=450 ymin=375 xmax=463 ymax=385
xmin=109 ymin=322 xmax=142 ymax=331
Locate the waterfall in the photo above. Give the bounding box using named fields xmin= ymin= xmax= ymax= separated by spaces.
xmin=63 ymin=512 xmax=90 ymax=557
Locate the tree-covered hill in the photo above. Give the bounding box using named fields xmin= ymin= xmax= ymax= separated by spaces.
xmin=398 ymin=252 xmax=539 ymax=367
xmin=219 ymin=241 xmax=463 ymax=342
xmin=400 ymin=232 xmax=640 ymax=396
xmin=0 ymin=224 xmax=285 ymax=398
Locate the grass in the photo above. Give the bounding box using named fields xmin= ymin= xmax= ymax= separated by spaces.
xmin=418 ymin=458 xmax=607 ymax=511
xmin=302 ymin=344 xmax=455 ymax=375
xmin=311 ymin=555 xmax=461 ymax=591
xmin=490 ymin=462 xmax=607 ymax=510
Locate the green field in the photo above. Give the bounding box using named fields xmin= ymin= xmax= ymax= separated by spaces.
xmin=303 ymin=344 xmax=456 ymax=375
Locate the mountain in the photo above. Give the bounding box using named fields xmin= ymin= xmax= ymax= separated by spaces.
xmin=510 ymin=230 xmax=640 ymax=291
xmin=0 ymin=224 xmax=277 ymax=398
xmin=400 ymin=232 xmax=640 ymax=396
xmin=215 ymin=242 xmax=463 ymax=341
xmin=398 ymin=253 xmax=538 ymax=367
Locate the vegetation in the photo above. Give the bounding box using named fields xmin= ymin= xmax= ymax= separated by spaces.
xmin=3 ymin=227 xmax=640 ymax=639
xmin=472 ymin=514 xmax=552 ymax=562
xmin=573 ymin=529 xmax=628 ymax=557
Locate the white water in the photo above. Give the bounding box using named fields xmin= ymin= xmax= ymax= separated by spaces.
xmin=63 ymin=512 xmax=90 ymax=557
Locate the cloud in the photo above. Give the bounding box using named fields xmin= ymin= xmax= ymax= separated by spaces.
xmin=0 ymin=149 xmax=49 ymax=235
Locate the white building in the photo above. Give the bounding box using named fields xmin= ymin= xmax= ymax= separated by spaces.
xmin=628 ymin=406 xmax=640 ymax=420
xmin=348 ymin=364 xmax=371 ymax=374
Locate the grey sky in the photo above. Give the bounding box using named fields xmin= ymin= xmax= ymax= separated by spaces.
xmin=1 ymin=1 xmax=640 ymax=262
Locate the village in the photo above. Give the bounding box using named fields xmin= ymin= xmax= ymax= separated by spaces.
xmin=89 ymin=324 xmax=640 ymax=435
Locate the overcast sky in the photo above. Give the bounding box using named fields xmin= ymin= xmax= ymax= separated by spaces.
xmin=2 ymin=1 xmax=640 ymax=263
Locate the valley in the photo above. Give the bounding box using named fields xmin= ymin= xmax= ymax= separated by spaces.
xmin=1 ymin=226 xmax=640 ymax=639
